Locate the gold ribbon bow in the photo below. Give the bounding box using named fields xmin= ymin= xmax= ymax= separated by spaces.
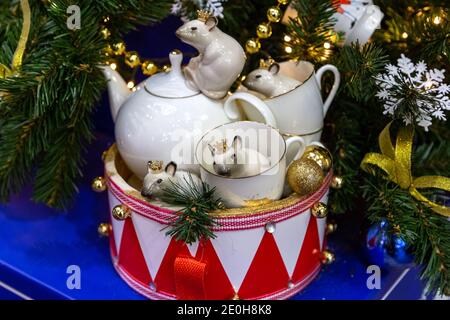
xmin=361 ymin=122 xmax=450 ymax=217
xmin=0 ymin=0 xmax=31 ymax=78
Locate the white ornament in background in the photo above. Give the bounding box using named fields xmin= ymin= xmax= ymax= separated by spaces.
xmin=172 ymin=0 xmax=228 ymax=21
xmin=282 ymin=1 xmax=383 ymax=46
xmin=332 ymin=2 xmax=384 ymax=45
xmin=375 ymin=54 xmax=450 ymax=131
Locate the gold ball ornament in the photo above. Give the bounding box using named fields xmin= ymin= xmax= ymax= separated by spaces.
xmin=326 ymin=222 xmax=338 ymax=234
xmin=330 ymin=175 xmax=344 ymax=189
xmin=287 ymin=158 xmax=325 ymax=196
xmin=101 ymin=28 xmax=111 ymax=39
xmin=245 ymin=38 xmax=261 ymax=54
xmin=256 ymin=23 xmax=273 ymax=39
xmin=141 ymin=60 xmax=158 ymax=76
xmin=104 ymin=45 xmax=114 ymax=56
xmin=125 ymin=51 xmax=141 ymax=68
xmin=277 ymin=0 xmax=289 ymax=5
xmin=91 ymin=176 xmax=107 ymax=193
xmin=112 ymin=204 xmax=131 ymax=221
xmin=311 ymin=202 xmax=328 ymax=218
xmin=112 ymin=42 xmax=126 ymax=56
xmin=267 ymin=6 xmax=282 ymax=23
xmin=303 ymin=145 xmax=333 ymax=172
xmin=320 ymin=250 xmax=335 ymax=265
xmin=98 ymin=223 xmax=111 ymax=237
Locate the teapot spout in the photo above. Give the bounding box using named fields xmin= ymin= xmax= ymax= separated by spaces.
xmin=101 ymin=65 xmax=130 ymax=122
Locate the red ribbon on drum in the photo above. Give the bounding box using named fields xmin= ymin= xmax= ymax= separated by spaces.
xmin=174 ymin=255 xmax=208 ymax=300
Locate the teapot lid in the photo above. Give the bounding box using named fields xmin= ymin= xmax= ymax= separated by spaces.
xmin=144 ymin=50 xmax=200 ymax=98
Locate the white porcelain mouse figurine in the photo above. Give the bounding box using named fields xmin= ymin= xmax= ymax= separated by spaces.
xmin=141 ymin=161 xmax=202 ymax=199
xmin=244 ymin=59 xmax=302 ymax=98
xmin=175 ymin=10 xmax=246 ymax=99
xmin=208 ymin=136 xmax=271 ymax=178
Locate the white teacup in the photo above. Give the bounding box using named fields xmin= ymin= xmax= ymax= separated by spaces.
xmin=195 ymin=121 xmax=306 ymax=208
xmin=224 ymin=61 xmax=340 ymax=145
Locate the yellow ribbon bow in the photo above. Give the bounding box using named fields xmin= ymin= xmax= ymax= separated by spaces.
xmin=361 ymin=122 xmax=450 ymax=217
xmin=0 ymin=0 xmax=31 ymax=78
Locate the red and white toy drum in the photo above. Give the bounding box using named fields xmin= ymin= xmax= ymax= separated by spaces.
xmin=104 ymin=145 xmax=332 ymax=300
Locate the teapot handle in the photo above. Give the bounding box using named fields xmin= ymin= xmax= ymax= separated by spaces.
xmin=315 ymin=64 xmax=340 ymax=116
xmin=224 ymin=92 xmax=278 ymax=128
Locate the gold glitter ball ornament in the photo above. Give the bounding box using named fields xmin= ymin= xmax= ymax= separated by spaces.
xmin=142 ymin=60 xmax=158 ymax=76
xmin=98 ymin=223 xmax=111 ymax=237
xmin=245 ymin=38 xmax=261 ymax=54
xmin=112 ymin=205 xmax=131 ymax=221
xmin=125 ymin=51 xmax=141 ymax=68
xmin=256 ymin=23 xmax=273 ymax=39
xmin=311 ymin=202 xmax=328 ymax=218
xmin=277 ymin=0 xmax=289 ymax=5
xmin=267 ymin=6 xmax=282 ymax=23
xmin=287 ymin=158 xmax=325 ymax=196
xmin=91 ymin=176 xmax=107 ymax=193
xmin=303 ymin=145 xmax=333 ymax=173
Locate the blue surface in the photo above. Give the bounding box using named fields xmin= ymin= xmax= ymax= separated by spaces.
xmin=0 ymin=16 xmax=430 ymax=300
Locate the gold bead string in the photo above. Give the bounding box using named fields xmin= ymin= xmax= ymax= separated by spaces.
xmin=244 ymin=0 xmax=289 ymax=55
xmin=100 ymin=15 xmax=170 ymax=90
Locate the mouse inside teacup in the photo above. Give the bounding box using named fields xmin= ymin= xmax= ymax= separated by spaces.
xmin=243 ymin=59 xmax=302 ymax=98
xmin=205 ymin=136 xmax=272 ymax=178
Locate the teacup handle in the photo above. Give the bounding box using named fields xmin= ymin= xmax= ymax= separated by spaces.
xmin=315 ymin=64 xmax=341 ymax=116
xmin=285 ymin=136 xmax=306 ymax=166
xmin=224 ymin=92 xmax=278 ymax=127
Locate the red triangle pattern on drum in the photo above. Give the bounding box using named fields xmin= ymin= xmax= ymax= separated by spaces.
xmin=196 ymin=240 xmax=235 ymax=300
xmin=118 ymin=218 xmax=152 ymax=285
xmin=154 ymin=237 xmax=191 ymax=295
xmin=238 ymin=232 xmax=289 ymax=299
xmin=109 ymin=225 xmax=118 ymax=258
xmin=291 ymin=216 xmax=321 ymax=282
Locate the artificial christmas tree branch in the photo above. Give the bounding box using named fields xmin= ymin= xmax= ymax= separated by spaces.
xmin=0 ymin=0 xmax=173 ymax=209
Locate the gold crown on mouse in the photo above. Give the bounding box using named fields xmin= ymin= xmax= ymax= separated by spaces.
xmin=259 ymin=58 xmax=276 ymax=69
xmin=197 ymin=9 xmax=212 ymax=22
xmin=148 ymin=160 xmax=164 ymax=173
xmin=212 ymin=139 xmax=228 ymax=154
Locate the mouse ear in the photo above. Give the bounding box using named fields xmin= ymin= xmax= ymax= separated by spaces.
xmin=208 ymin=143 xmax=216 ymax=156
xmin=269 ymin=63 xmax=280 ymax=75
xmin=165 ymin=162 xmax=177 ymax=177
xmin=205 ymin=16 xmax=218 ymax=31
xmin=232 ymin=136 xmax=242 ymax=152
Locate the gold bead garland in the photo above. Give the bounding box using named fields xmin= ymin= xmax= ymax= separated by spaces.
xmin=98 ymin=223 xmax=112 ymax=237
xmin=101 ymin=21 xmax=165 ymax=90
xmin=91 ymin=176 xmax=107 ymax=193
xmin=245 ymin=1 xmax=288 ymax=55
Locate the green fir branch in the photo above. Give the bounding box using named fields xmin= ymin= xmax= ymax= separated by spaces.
xmin=160 ymin=175 xmax=223 ymax=245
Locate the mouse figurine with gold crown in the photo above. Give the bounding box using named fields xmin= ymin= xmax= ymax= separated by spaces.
xmin=176 ymin=10 xmax=247 ymax=99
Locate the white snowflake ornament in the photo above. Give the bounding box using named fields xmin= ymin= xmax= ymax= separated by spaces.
xmin=375 ymin=54 xmax=450 ymax=131
xmin=172 ymin=0 xmax=228 ymax=21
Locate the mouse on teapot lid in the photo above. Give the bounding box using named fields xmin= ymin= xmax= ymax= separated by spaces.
xmin=244 ymin=59 xmax=302 ymax=98
xmin=176 ymin=10 xmax=246 ymax=100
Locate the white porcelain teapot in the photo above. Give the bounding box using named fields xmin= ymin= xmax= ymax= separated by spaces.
xmin=102 ymin=50 xmax=240 ymax=180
